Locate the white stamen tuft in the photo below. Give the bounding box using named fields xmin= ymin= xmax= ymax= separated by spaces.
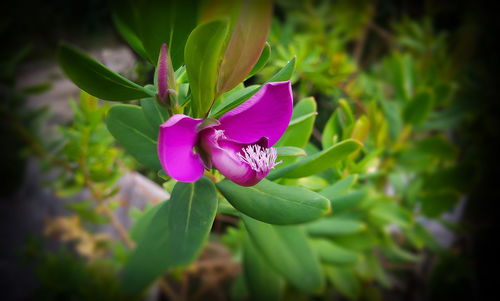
xmin=237 ymin=144 xmax=282 ymax=173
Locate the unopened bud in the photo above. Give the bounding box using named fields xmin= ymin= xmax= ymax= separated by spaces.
xmin=156 ymin=43 xmax=176 ymax=105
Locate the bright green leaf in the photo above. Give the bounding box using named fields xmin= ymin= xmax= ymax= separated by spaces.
xmin=276 ymin=97 xmax=317 ymax=149
xmin=246 ymin=42 xmax=271 ymax=79
xmin=185 ymin=19 xmax=229 ymax=117
xmin=369 ymin=202 xmax=413 ymax=229
xmin=276 ymin=146 xmax=306 ymax=158
xmin=268 ymin=139 xmax=362 ymax=180
xmin=320 ymin=175 xmax=358 ymax=200
xmin=267 ymin=56 xmax=296 ymax=82
xmin=311 ymin=239 xmax=361 ymax=265
xmin=306 ymin=216 xmax=366 ymax=237
xmin=210 ymin=85 xmax=261 ymax=118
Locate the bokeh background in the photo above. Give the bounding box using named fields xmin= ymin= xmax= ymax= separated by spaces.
xmin=1 ymin=0 xmax=499 ymax=300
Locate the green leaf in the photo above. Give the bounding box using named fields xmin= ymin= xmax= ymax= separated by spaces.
xmin=381 ymin=101 xmax=403 ymax=141
xmin=311 ymin=239 xmax=361 ymax=265
xmin=383 ymin=53 xmax=415 ymax=102
xmin=268 ymin=139 xmax=362 ymax=180
xmin=330 ymin=190 xmax=368 ymax=212
xmin=242 ymin=215 xmax=324 ymax=293
xmin=338 ymin=99 xmax=355 ymax=127
xmin=306 ymin=216 xmax=366 ymax=236
xmin=404 ymin=91 xmax=433 ymax=125
xmin=246 ymin=42 xmax=271 ymax=79
xmin=334 ymin=232 xmax=378 ymax=252
xmin=185 ymin=19 xmax=229 ymax=117
xmin=243 ymin=234 xmax=284 ymax=301
xmin=129 ymin=203 xmax=163 ymax=242
xmin=217 ymin=0 xmax=272 ymax=93
xmin=325 ymin=266 xmax=361 ymax=299
xmin=322 ymin=109 xmax=342 ymax=149
xmin=106 ymin=105 xmax=161 ymax=169
xmin=276 ymin=146 xmax=306 ymax=158
xmin=404 ymin=223 xmax=443 ymax=252
xmin=420 ymin=190 xmax=460 ymax=218
xmin=364 ymin=251 xmax=392 ymax=288
xmin=122 ymin=178 xmax=217 ymax=293
xmin=210 ymin=85 xmax=260 ymax=118
xmin=217 ymin=179 xmax=330 ymax=225
xmin=350 ymin=115 xmax=370 ymax=144
xmin=136 ymin=0 xmax=197 ymax=69
xmin=283 ymin=176 xmax=330 ymax=191
xmin=369 ymin=202 xmax=413 ymax=229
xmin=57 ymin=43 xmax=153 ymax=101
xmin=140 ymin=97 xmax=169 ymax=136
xmin=319 ymin=175 xmax=358 ymax=200
xmin=267 ymin=56 xmax=296 ymax=82
xmin=111 ymin=12 xmax=148 ymax=60
xmin=276 ymin=97 xmax=317 ymax=149
xmin=382 ymin=240 xmax=420 ymax=262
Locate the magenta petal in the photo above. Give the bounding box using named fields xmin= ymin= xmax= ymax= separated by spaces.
xmin=200 ymin=129 xmax=273 ymax=186
xmin=217 ymin=81 xmax=293 ymax=146
xmin=158 ymin=114 xmax=204 ymax=182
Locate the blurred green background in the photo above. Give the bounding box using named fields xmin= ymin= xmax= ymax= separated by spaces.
xmin=1 ymin=0 xmax=499 ymax=300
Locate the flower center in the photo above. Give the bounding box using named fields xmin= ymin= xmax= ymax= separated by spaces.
xmin=237 ymin=144 xmax=282 ymax=173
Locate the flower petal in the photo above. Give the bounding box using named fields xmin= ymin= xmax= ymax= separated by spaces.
xmin=217 ymin=81 xmax=293 ymax=146
xmin=158 ymin=114 xmax=204 ymax=182
xmin=200 ymin=129 xmax=271 ymax=186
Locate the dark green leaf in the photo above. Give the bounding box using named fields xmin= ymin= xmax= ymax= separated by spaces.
xmin=111 ymin=12 xmax=148 ymax=60
xmin=420 ymin=190 xmax=460 ymax=218
xmin=106 ymin=105 xmax=161 ymax=169
xmin=130 ymin=203 xmax=163 ymax=242
xmin=325 ymin=266 xmax=361 ymax=299
xmin=242 ymin=215 xmax=324 ymax=293
xmin=140 ymin=97 xmax=169 ymax=136
xmin=243 ymin=234 xmax=284 ymax=301
xmin=57 ymin=43 xmax=153 ymax=101
xmin=122 ymin=178 xmax=217 ymax=293
xmin=217 ymin=179 xmax=330 ymax=225
xmin=136 ymin=0 xmax=197 ymax=68
xmin=403 ymin=91 xmax=433 ymax=125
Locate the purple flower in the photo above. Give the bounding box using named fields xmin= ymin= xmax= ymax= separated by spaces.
xmin=158 ymin=81 xmax=293 ymax=186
